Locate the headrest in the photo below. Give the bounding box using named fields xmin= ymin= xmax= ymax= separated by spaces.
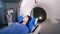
xmin=18 ymin=16 xmax=37 ymax=25
xmin=28 ymin=18 xmax=36 ymax=32
xmin=18 ymin=16 xmax=38 ymax=33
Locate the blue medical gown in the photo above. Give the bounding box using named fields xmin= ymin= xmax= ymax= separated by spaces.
xmin=0 ymin=23 xmax=29 ymax=34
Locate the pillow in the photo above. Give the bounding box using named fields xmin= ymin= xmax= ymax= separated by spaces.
xmin=18 ymin=16 xmax=23 ymax=23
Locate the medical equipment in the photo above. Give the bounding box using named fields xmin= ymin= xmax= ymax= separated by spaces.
xmin=18 ymin=16 xmax=39 ymax=33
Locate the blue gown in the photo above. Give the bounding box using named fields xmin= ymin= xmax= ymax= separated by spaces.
xmin=0 ymin=23 xmax=29 ymax=34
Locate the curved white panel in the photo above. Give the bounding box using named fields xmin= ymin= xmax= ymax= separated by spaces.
xmin=20 ymin=0 xmax=35 ymax=16
xmin=19 ymin=0 xmax=60 ymax=23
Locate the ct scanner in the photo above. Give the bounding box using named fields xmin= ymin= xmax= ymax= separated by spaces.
xmin=19 ymin=0 xmax=60 ymax=23
xmin=19 ymin=0 xmax=60 ymax=34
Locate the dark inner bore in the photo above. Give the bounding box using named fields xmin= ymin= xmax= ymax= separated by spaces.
xmin=33 ymin=7 xmax=47 ymax=22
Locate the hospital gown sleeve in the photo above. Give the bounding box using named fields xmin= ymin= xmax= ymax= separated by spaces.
xmin=0 ymin=23 xmax=29 ymax=34
xmin=18 ymin=24 xmax=29 ymax=34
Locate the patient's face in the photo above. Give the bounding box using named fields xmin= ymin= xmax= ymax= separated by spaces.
xmin=23 ymin=16 xmax=29 ymax=23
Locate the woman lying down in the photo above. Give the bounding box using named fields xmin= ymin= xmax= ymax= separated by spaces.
xmin=0 ymin=15 xmax=31 ymax=34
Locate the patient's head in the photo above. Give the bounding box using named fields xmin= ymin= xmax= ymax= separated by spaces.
xmin=23 ymin=15 xmax=31 ymax=24
xmin=23 ymin=15 xmax=31 ymax=28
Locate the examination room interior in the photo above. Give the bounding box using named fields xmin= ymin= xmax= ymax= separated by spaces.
xmin=0 ymin=0 xmax=60 ymax=34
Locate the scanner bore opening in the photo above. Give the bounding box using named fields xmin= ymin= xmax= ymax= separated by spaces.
xmin=31 ymin=7 xmax=47 ymax=22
